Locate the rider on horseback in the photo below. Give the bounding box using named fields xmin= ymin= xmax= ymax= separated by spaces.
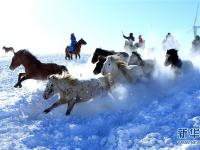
xmin=123 ymin=32 xmax=138 ymax=52
xmin=69 ymin=33 xmax=77 ymax=52
xmin=123 ymin=33 xmax=135 ymax=47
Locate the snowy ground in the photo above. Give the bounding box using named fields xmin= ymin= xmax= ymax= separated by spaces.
xmin=1 ymin=48 xmax=200 ymax=150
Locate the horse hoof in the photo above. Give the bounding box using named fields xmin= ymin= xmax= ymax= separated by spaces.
xmin=14 ymin=84 xmax=18 ymax=88
xmin=18 ymin=84 xmax=22 ymax=88
xmin=65 ymin=112 xmax=70 ymax=116
xmin=43 ymin=109 xmax=50 ymax=114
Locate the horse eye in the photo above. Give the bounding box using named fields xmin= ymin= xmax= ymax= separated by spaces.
xmin=108 ymin=63 xmax=111 ymax=66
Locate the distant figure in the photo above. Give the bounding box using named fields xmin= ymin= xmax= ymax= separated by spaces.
xmin=123 ymin=32 xmax=137 ymax=53
xmin=132 ymin=35 xmax=145 ymax=49
xmin=138 ymin=35 xmax=145 ymax=48
xmin=192 ymin=35 xmax=200 ymax=52
xmin=165 ymin=32 xmax=171 ymax=39
xmin=195 ymin=35 xmax=200 ymax=40
xmin=2 ymin=46 xmax=14 ymax=53
xmin=138 ymin=35 xmax=143 ymax=44
xmin=123 ymin=33 xmax=135 ymax=46
xmin=69 ymin=33 xmax=77 ymax=52
xmin=162 ymin=32 xmax=179 ymax=51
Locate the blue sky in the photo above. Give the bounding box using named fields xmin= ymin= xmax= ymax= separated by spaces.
xmin=0 ymin=0 xmax=199 ymax=54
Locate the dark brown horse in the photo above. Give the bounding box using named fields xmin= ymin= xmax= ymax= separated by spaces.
xmin=5 ymin=48 xmax=68 ymax=88
xmin=2 ymin=46 xmax=14 ymax=53
xmin=65 ymin=38 xmax=87 ymax=60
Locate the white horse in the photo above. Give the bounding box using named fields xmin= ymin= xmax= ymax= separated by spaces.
xmin=43 ymin=74 xmax=110 ymax=115
xmin=128 ymin=51 xmax=155 ymax=76
xmin=101 ymin=56 xmax=144 ymax=85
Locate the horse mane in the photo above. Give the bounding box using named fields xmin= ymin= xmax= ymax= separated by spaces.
xmin=132 ymin=51 xmax=144 ymax=65
xmin=17 ymin=49 xmax=41 ymax=64
xmin=51 ymin=74 xmax=78 ymax=85
xmin=166 ymin=49 xmax=182 ymax=68
xmin=111 ymin=57 xmax=132 ymax=81
xmin=77 ymin=39 xmax=82 ymax=44
xmin=96 ymin=48 xmax=116 ymax=55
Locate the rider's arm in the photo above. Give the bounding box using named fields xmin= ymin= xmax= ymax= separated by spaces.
xmin=123 ymin=35 xmax=129 ymax=40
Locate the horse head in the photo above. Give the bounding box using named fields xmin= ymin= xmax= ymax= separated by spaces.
xmin=9 ymin=50 xmax=40 ymax=70
xmin=164 ymin=49 xmax=182 ymax=68
xmin=9 ymin=53 xmax=22 ymax=70
xmin=91 ymin=48 xmax=116 ymax=64
xmin=91 ymin=48 xmax=102 ymax=64
xmin=93 ymin=55 xmax=107 ymax=75
xmin=43 ymin=77 xmax=58 ymax=99
xmin=101 ymin=56 xmax=118 ymax=76
xmin=79 ymin=38 xmax=87 ymax=45
xmin=128 ymin=51 xmax=143 ymax=66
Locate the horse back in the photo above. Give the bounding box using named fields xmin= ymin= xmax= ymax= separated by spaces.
xmin=38 ymin=63 xmax=68 ymax=79
xmin=76 ymin=79 xmax=104 ymax=101
xmin=96 ymin=48 xmax=116 ymax=56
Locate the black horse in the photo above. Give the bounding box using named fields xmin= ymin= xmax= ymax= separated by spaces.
xmin=164 ymin=49 xmax=182 ymax=69
xmin=93 ymin=56 xmax=107 ymax=75
xmin=91 ymin=48 xmax=129 ymax=75
xmin=91 ymin=48 xmax=116 ymax=64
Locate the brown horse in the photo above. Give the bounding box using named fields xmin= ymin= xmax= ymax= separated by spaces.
xmin=5 ymin=48 xmax=69 ymax=88
xmin=65 ymin=38 xmax=87 ymax=60
xmin=2 ymin=46 xmax=15 ymax=53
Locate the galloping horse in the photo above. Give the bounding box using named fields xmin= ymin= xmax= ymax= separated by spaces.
xmin=164 ymin=49 xmax=193 ymax=75
xmin=128 ymin=51 xmax=155 ymax=76
xmin=101 ymin=56 xmax=144 ymax=85
xmin=5 ymin=48 xmax=68 ymax=88
xmin=91 ymin=48 xmax=129 ymax=75
xmin=43 ymin=74 xmax=109 ymax=115
xmin=65 ymin=38 xmax=87 ymax=60
xmin=91 ymin=48 xmax=116 ymax=64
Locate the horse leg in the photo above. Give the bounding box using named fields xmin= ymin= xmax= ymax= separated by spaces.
xmin=70 ymin=54 xmax=73 ymax=60
xmin=14 ymin=75 xmax=29 ymax=88
xmin=66 ymin=99 xmax=76 ymax=115
xmin=78 ymin=53 xmax=80 ymax=59
xmin=44 ymin=101 xmax=65 ymax=114
xmin=75 ymin=53 xmax=77 ymax=59
xmin=17 ymin=73 xmax=26 ymax=82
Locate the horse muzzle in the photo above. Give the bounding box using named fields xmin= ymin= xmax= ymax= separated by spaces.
xmin=9 ymin=65 xmax=14 ymax=70
xmin=43 ymin=93 xmax=48 ymax=100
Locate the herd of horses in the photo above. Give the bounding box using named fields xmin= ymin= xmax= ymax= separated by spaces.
xmin=2 ymin=43 xmax=188 ymax=115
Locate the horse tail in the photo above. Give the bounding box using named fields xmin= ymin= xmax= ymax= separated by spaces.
xmin=2 ymin=46 xmax=15 ymax=54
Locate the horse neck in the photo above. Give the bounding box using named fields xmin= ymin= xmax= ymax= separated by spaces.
xmin=54 ymin=79 xmax=70 ymax=94
xmin=18 ymin=52 xmax=41 ymax=68
xmin=76 ymin=41 xmax=82 ymax=52
xmin=110 ymin=67 xmax=126 ymax=82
